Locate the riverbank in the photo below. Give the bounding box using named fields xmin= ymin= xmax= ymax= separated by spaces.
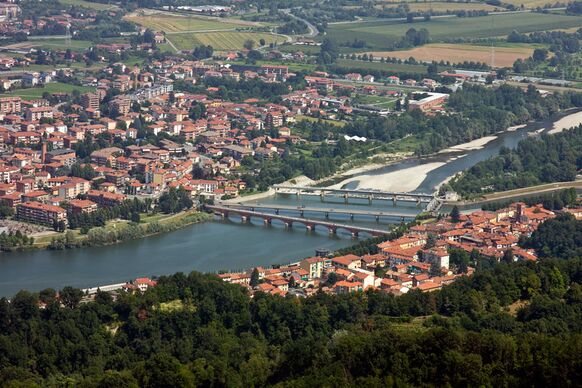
xmin=323 ymin=109 xmax=582 ymax=193
xmin=30 ymin=209 xmax=212 ymax=251
xmin=328 ymin=161 xmax=446 ymax=192
xmin=444 ymin=181 xmax=582 ymax=208
xmin=548 ymin=110 xmax=582 ymax=134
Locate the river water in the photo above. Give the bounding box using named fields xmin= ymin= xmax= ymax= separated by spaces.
xmin=0 ymin=110 xmax=577 ymax=297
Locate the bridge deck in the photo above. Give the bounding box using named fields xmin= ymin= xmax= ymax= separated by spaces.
xmin=274 ymin=185 xmax=434 ymax=198
xmin=221 ymin=203 xmax=415 ymax=219
xmin=207 ymin=205 xmax=393 ymax=236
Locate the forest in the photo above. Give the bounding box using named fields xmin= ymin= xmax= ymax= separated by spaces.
xmin=450 ymin=125 xmax=582 ymax=196
xmin=346 ymin=84 xmax=582 ymax=156
xmin=1 ymin=216 xmax=582 ymax=386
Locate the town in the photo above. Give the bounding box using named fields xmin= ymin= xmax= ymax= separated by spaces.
xmin=0 ymin=31 xmax=460 ymax=245
xmin=218 ymin=202 xmax=582 ymax=296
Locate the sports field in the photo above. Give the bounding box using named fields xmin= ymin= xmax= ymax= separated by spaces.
xmin=368 ymin=43 xmax=535 ymax=67
xmin=0 ymin=83 xmax=95 ymax=100
xmin=327 ymin=12 xmax=582 ymax=49
xmin=168 ymin=31 xmax=286 ymax=51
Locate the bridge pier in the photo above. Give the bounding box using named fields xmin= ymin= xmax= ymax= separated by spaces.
xmin=284 ymin=221 xmax=293 ymax=228
xmin=241 ymin=215 xmax=250 ymax=223
xmin=392 ymin=195 xmax=397 ymax=206
xmin=328 ymin=226 xmax=337 ymax=235
xmin=375 ymin=215 xmax=380 ymax=222
xmin=368 ymin=195 xmax=373 ymax=204
xmin=344 ymin=193 xmax=349 ymax=204
xmin=350 ymin=213 xmax=354 ymax=220
xmin=325 ymin=212 xmax=329 ymax=219
xmin=306 ymin=224 xmax=314 ymax=232
xmin=263 ymin=218 xmax=271 ymax=225
xmin=351 ymin=231 xmax=359 ymax=238
xmin=300 ymin=210 xmax=304 ymax=217
xmin=220 ymin=211 xmax=228 ymax=219
xmin=275 ymin=209 xmax=279 ymax=215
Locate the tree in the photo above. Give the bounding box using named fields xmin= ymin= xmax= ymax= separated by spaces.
xmin=131 ymin=212 xmax=141 ymax=223
xmin=59 ymin=286 xmax=83 ymax=309
xmin=425 ymin=233 xmax=437 ymax=249
xmin=318 ymin=38 xmax=338 ymax=64
xmin=532 ymin=48 xmax=548 ymax=62
xmin=503 ymin=249 xmax=514 ymax=264
xmin=243 ymin=39 xmax=255 ymax=50
xmin=450 ymin=205 xmax=461 ymax=223
xmin=250 ymin=268 xmax=260 ymax=287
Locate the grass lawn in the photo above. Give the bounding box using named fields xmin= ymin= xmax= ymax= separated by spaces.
xmin=388 ymin=1 xmax=503 ymax=12
xmin=502 ymin=0 xmax=574 ymax=8
xmin=58 ymin=0 xmax=119 ymax=10
xmin=168 ymin=31 xmax=286 ymax=51
xmin=353 ymin=94 xmax=398 ymax=109
xmin=278 ymin=44 xmax=321 ymax=55
xmin=296 ymin=114 xmax=347 ymax=127
xmin=28 ymin=38 xmax=94 ymax=50
xmin=0 ymin=82 xmax=95 ymax=100
xmin=157 ymin=299 xmax=197 ymax=312
xmin=336 ymin=59 xmax=428 ymax=74
xmin=327 ymin=13 xmax=582 ymax=50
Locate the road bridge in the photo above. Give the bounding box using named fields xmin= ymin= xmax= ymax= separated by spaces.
xmin=219 ymin=203 xmax=415 ymax=221
xmin=206 ymin=205 xmax=394 ymax=237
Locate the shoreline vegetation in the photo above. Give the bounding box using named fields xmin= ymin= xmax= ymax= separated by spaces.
xmin=19 ymin=209 xmax=213 ymax=252
xmin=235 ymin=108 xmax=582 ymax=206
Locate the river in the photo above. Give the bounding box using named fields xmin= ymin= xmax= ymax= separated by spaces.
xmin=0 ymin=110 xmax=579 ymax=297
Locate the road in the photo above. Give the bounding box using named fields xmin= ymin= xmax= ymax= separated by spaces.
xmin=217 ymin=202 xmax=416 ymax=219
xmin=281 ymin=9 xmax=318 ymax=37
xmin=207 ymin=204 xmax=394 ymax=236
xmin=446 ymin=181 xmax=582 ymax=206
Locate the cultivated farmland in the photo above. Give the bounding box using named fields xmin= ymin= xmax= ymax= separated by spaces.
xmin=378 ymin=2 xmax=502 ymax=12
xmin=168 ymin=31 xmax=286 ymax=51
xmin=124 ymin=14 xmax=245 ymax=32
xmin=367 ymin=43 xmax=536 ymax=67
xmin=327 ymin=12 xmax=582 ymax=50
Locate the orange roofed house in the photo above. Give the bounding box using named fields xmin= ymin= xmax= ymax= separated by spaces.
xmin=16 ymin=201 xmax=67 ymax=226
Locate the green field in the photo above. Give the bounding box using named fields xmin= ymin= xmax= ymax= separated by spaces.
xmin=0 ymin=82 xmax=95 ymax=100
xmin=168 ymin=31 xmax=286 ymax=51
xmin=58 ymin=0 xmax=119 ymax=10
xmin=336 ymin=59 xmax=428 ymax=74
xmin=353 ymin=94 xmax=398 ymax=109
xmin=25 ymin=38 xmax=95 ymax=51
xmin=327 ymin=13 xmax=582 ymax=50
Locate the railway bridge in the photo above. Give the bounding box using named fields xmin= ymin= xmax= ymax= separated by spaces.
xmin=273 ymin=185 xmax=435 ymax=207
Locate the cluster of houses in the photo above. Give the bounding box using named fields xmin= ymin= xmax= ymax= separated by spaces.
xmin=0 ymin=49 xmax=464 ymax=233
xmin=219 ymin=202 xmax=581 ymax=296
